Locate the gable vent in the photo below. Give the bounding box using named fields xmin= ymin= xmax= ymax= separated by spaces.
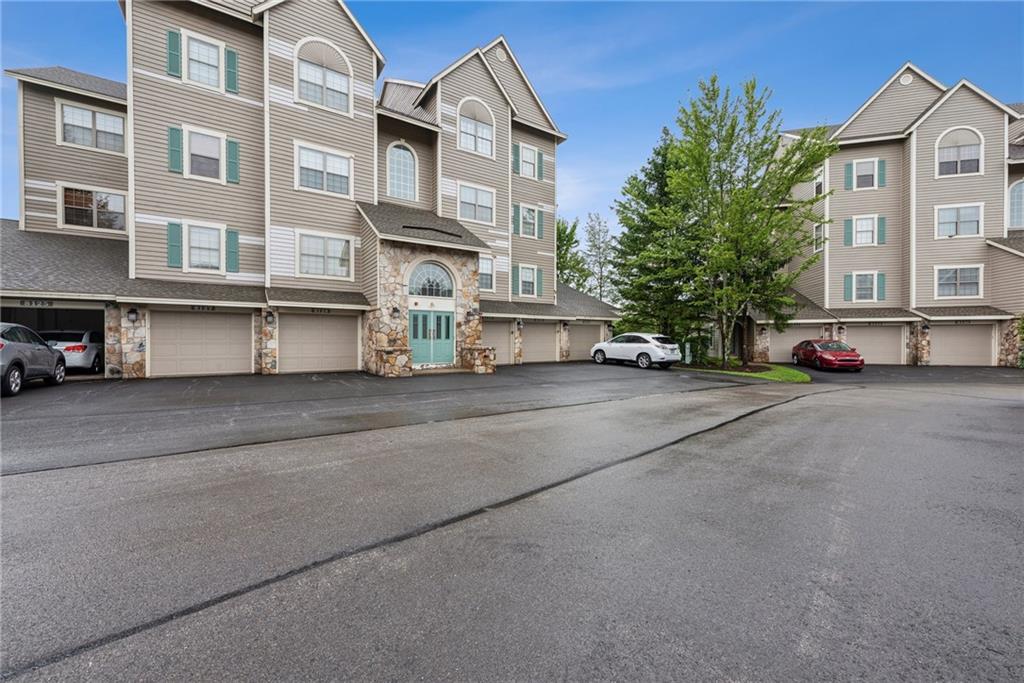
xmin=899 ymin=73 xmax=914 ymax=86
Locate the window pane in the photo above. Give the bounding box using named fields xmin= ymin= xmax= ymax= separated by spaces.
xmin=325 ymin=154 xmax=348 ymax=177
xmin=189 ymin=226 xmax=221 ymax=269
xmin=959 ymin=267 xmax=979 ymax=283
xmin=62 ymin=106 xmax=93 ymax=146
xmin=299 ymin=148 xmax=324 ymax=171
xmin=388 ymin=145 xmax=416 ymax=200
xmin=325 ymin=89 xmax=348 ymax=111
xmin=188 ymin=37 xmax=220 ymax=86
xmin=1011 ymin=184 xmax=1024 ymax=227
xmin=95 ymin=112 xmax=123 ymax=134
xmin=298 ymin=61 xmax=323 ymax=85
xmin=960 ymin=158 xmax=979 ymax=174
xmin=460 ymin=117 xmax=475 ymax=134
xmin=299 ymin=168 xmax=323 ymax=190
xmin=937 ymin=269 xmax=957 ymax=285
xmin=63 ymin=188 xmax=94 ymax=227
xmin=324 ymin=69 xmax=347 ymax=93
xmin=938 ymin=160 xmax=958 ymax=176
xmin=190 ymin=132 xmax=220 ymax=158
xmin=299 ymin=80 xmax=323 ymax=104
xmin=479 ymin=138 xmax=492 ymax=156
xmin=95 ymin=131 xmax=124 ymax=153
xmin=326 ymin=238 xmax=349 ymax=277
xmin=325 ymin=173 xmax=348 ymax=195
xmin=95 ymin=192 xmax=125 ymax=231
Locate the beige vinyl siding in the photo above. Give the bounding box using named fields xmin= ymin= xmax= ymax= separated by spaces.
xmin=483 ymin=43 xmax=552 ymax=132
xmin=131 ymin=0 xmax=265 ymax=284
xmin=511 ymin=125 xmax=557 ymax=304
xmin=21 ymin=84 xmax=128 ymax=239
xmin=841 ymin=68 xmax=945 ymax=139
xmin=899 ymin=138 xmax=912 ymax=304
xmin=377 ymin=120 xmax=436 ymax=212
xmin=358 ymin=219 xmax=378 ymax=307
xmin=827 ymin=141 xmax=905 ymax=308
xmin=438 ymin=54 xmax=512 ymax=301
xmin=265 ymin=0 xmax=375 ymax=293
xmin=914 ymin=87 xmax=1005 ymax=307
xmin=989 ymin=248 xmax=1024 ymax=314
xmin=789 ymin=174 xmax=825 ymax=306
xmin=1009 ymin=116 xmax=1024 ymax=144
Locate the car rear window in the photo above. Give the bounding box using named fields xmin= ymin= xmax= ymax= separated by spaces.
xmin=41 ymin=332 xmax=85 ymax=342
xmin=817 ymin=341 xmax=852 ymax=351
xmin=652 ymin=336 xmax=676 ymax=345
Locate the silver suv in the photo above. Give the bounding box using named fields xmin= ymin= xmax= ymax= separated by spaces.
xmin=591 ymin=333 xmax=682 ymax=369
xmin=1 ymin=322 xmax=66 ymax=396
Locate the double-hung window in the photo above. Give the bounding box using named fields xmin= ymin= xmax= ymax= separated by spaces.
xmin=61 ymin=186 xmax=126 ymax=231
xmin=458 ymin=99 xmax=494 ymax=156
xmin=297 ymin=145 xmax=351 ymax=197
xmin=936 ymin=205 xmax=981 ymax=238
xmin=854 ymin=159 xmax=876 ymax=189
xmin=459 ymin=184 xmax=494 ymax=224
xmin=520 ymin=265 xmax=536 ymax=296
xmin=187 ymin=35 xmax=221 ymax=88
xmin=387 ymin=143 xmax=416 ymax=201
xmin=59 ymin=101 xmax=125 ymax=154
xmin=188 ymin=130 xmax=223 ymax=180
xmin=521 ymin=206 xmax=537 ymax=237
xmin=854 ymin=216 xmax=876 ymax=245
xmin=814 ymin=172 xmax=824 ymax=197
xmin=297 ymin=59 xmax=350 ymax=112
xmin=479 ymin=256 xmax=494 ymax=291
xmin=188 ymin=225 xmax=222 ymax=271
xmin=297 ymin=232 xmax=351 ymax=279
xmin=520 ymin=145 xmax=537 ymax=179
xmin=937 ymin=128 xmax=981 ymax=176
xmin=854 ymin=272 xmax=876 ymax=301
xmin=936 ymin=267 xmax=981 ymax=298
xmin=813 ymin=224 xmax=825 ymax=252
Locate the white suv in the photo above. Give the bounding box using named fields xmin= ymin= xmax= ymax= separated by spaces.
xmin=591 ymin=333 xmax=681 ymax=369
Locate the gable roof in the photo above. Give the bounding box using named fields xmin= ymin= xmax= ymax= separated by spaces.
xmin=903 ymin=79 xmax=1024 ymax=134
xmin=481 ymin=36 xmax=562 ymax=136
xmin=4 ymin=66 xmax=126 ymax=104
xmin=829 ymin=62 xmax=946 ymax=140
xmin=411 ymin=47 xmax=517 ymax=115
xmin=378 ymin=79 xmax=440 ymax=128
xmin=356 ymin=202 xmax=491 ymax=253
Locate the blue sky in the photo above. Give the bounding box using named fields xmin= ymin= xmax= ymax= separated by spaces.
xmin=2 ymin=1 xmax=1022 ymax=233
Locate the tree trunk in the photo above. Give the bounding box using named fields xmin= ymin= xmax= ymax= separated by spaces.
xmin=719 ymin=320 xmax=730 ymax=370
xmin=737 ymin=322 xmax=749 ymax=368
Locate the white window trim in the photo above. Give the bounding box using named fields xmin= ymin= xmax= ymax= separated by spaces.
xmin=934 ymin=125 xmax=984 ymax=179
xmin=182 ymin=124 xmax=227 ymax=185
xmin=851 ymin=157 xmax=878 ymax=191
xmin=182 ymin=221 xmax=227 ymax=275
xmin=456 ymin=96 xmax=496 ymax=160
xmin=456 ymin=180 xmax=496 ymax=227
xmin=293 ymin=140 xmax=355 ymax=200
xmin=478 ymin=255 xmax=495 ymax=292
xmin=812 ymin=223 xmax=824 ymax=253
xmin=518 ymin=202 xmax=540 ymax=240
xmin=933 ymin=264 xmax=984 ymax=300
xmin=518 ymin=142 xmax=539 ymax=180
xmin=293 ymin=228 xmax=355 ymax=282
xmin=55 ymin=181 xmax=127 ymax=234
xmin=518 ymin=263 xmax=538 ymax=298
xmin=813 ymin=168 xmax=824 ymax=198
xmin=851 ymin=270 xmax=879 ymax=303
xmin=1009 ymin=179 xmax=1024 ymax=230
xmin=53 ymin=97 xmax=126 ymax=157
xmin=933 ymin=202 xmax=984 ymax=240
xmin=385 ymin=139 xmax=418 ymax=202
xmin=181 ymin=27 xmax=226 ymax=94
xmin=851 ymin=213 xmax=878 ymax=247
xmin=292 ymin=37 xmax=354 ymax=118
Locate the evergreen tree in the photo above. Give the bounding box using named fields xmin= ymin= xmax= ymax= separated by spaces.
xmin=555 ymin=216 xmax=592 ymax=291
xmin=583 ymin=212 xmax=615 ymax=301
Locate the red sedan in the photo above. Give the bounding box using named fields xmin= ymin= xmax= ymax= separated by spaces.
xmin=791 ymin=339 xmax=864 ymax=371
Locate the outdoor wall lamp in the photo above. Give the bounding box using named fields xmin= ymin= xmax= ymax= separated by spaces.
xmin=516 ymin=319 xmax=524 ymax=330
xmin=922 ymin=323 xmax=930 ymax=332
xmin=837 ymin=325 xmax=846 ymax=335
xmin=758 ymin=326 xmax=767 ymax=336
xmin=265 ymin=310 xmax=275 ymax=326
xmin=466 ymin=308 xmax=478 ymax=321
xmin=391 ymin=306 xmax=401 ymax=317
xmin=126 ymin=308 xmax=139 ymax=323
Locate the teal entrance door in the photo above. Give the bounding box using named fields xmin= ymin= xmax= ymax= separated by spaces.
xmin=409 ymin=310 xmax=454 ymax=365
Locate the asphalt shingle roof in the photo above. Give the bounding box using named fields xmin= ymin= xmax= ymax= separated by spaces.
xmin=987 ymin=234 xmax=1024 ymax=255
xmin=480 ymin=285 xmax=619 ymax=320
xmin=378 ymin=81 xmax=436 ymax=125
xmin=914 ymin=305 xmax=1012 ymax=318
xmin=265 ymin=287 xmax=369 ymax=307
xmin=357 ymin=202 xmax=490 ymax=251
xmin=830 ymin=308 xmax=918 ymax=320
xmin=5 ymin=66 xmax=126 ymax=102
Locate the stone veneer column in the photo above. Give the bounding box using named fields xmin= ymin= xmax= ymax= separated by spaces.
xmin=103 ymin=302 xmax=124 ymax=378
xmin=119 ymin=304 xmax=148 ymax=379
xmin=997 ymin=316 xmax=1023 ymax=368
xmin=558 ymin=322 xmax=571 ymax=361
xmin=512 ymin=321 xmax=524 ymax=364
xmin=751 ymin=325 xmax=770 ymax=363
xmin=258 ymin=308 xmax=279 ymax=374
xmin=908 ymin=321 xmax=931 ymax=366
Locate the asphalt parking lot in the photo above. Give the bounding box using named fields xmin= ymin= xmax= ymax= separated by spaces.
xmin=1 ymin=364 xmax=1022 ymax=679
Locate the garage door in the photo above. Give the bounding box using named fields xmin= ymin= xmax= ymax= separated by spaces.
xmin=521 ymin=322 xmax=557 ymax=363
xmin=279 ymin=314 xmax=359 ymax=373
xmin=769 ymin=326 xmax=822 ymax=363
xmin=149 ymin=310 xmax=253 ymax=377
xmin=482 ymin=319 xmax=513 ymax=365
xmin=929 ymin=324 xmax=994 ymax=366
xmin=845 ymin=324 xmax=904 ymax=365
xmin=568 ymin=324 xmax=602 ymax=361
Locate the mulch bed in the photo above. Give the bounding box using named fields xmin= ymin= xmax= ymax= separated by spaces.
xmin=684 ymin=363 xmax=773 ymax=373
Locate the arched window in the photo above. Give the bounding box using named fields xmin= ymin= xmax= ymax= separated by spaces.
xmin=458 ymin=98 xmax=494 ymax=156
xmin=409 ymin=262 xmax=453 ymax=298
xmin=1010 ymin=181 xmax=1024 ymax=229
xmin=937 ymin=127 xmax=982 ymax=176
xmin=387 ymin=142 xmax=417 ymax=201
xmin=295 ymin=39 xmax=351 ymax=114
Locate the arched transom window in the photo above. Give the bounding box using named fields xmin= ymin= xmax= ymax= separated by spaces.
xmin=1010 ymin=181 xmax=1024 ymax=229
xmin=937 ymin=128 xmax=981 ymax=176
xmin=458 ymin=98 xmax=493 ymax=156
xmin=409 ymin=262 xmax=453 ymax=298
xmin=387 ymin=143 xmax=416 ymax=201
xmin=296 ymin=39 xmax=351 ymax=113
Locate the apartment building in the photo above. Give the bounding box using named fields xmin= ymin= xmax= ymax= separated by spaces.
xmin=2 ymin=0 xmax=617 ymax=380
xmin=754 ymin=63 xmax=1023 ymax=367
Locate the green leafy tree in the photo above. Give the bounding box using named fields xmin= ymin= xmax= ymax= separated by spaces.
xmin=555 ymin=216 xmax=592 ymax=291
xmin=583 ymin=212 xmax=615 ymax=301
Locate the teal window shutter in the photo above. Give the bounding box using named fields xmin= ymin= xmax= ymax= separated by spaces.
xmin=167 ymin=223 xmax=182 ymax=268
xmin=226 ymin=229 xmax=240 ymax=273
xmin=166 ymin=30 xmax=182 ymax=78
xmin=843 ymin=218 xmax=853 ymax=246
xmin=536 ymin=268 xmax=543 ymax=297
xmin=226 ymin=139 xmax=240 ymax=183
xmin=877 ymin=273 xmax=886 ymax=301
xmin=877 ymin=216 xmax=886 ymax=244
xmin=843 ymin=273 xmax=853 ymax=301
xmin=536 ymin=210 xmax=544 ymax=239
xmin=167 ymin=127 xmax=183 ymax=173
xmin=512 ymin=143 xmax=520 ymax=175
xmin=877 ymin=159 xmax=886 ymax=187
xmin=537 ymin=151 xmax=544 ymax=180
xmin=512 ymin=203 xmax=520 ymax=235
xmin=844 ymin=163 xmax=853 ymax=190
xmin=511 ymin=265 xmax=520 ymax=295
xmin=225 ymin=48 xmax=239 ymax=93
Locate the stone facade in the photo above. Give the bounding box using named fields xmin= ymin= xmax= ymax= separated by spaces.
xmin=512 ymin=323 xmax=524 ymax=364
xmin=997 ymin=316 xmax=1023 ymax=368
xmin=103 ymin=302 xmax=124 ymax=378
xmin=460 ymin=344 xmax=496 ymax=374
xmin=558 ymin=322 xmax=571 ymax=362
xmin=908 ymin=321 xmax=931 ymax=366
xmin=258 ymin=309 xmax=279 ymax=374
xmin=752 ymin=325 xmax=770 ymax=363
xmin=119 ymin=305 xmax=148 ymax=379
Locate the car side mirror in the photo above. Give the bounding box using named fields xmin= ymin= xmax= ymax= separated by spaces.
xmin=851 ymin=347 xmax=857 ymax=352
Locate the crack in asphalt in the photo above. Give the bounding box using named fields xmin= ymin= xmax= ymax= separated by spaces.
xmin=0 ymin=384 xmax=860 ymax=679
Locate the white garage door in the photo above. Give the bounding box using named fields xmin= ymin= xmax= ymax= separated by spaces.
xmin=568 ymin=324 xmax=602 ymax=361
xmin=482 ymin=319 xmax=513 ymax=365
xmin=769 ymin=326 xmax=822 ymax=363
xmin=929 ymin=324 xmax=994 ymax=366
xmin=279 ymin=314 xmax=359 ymax=373
xmin=522 ymin=322 xmax=557 ymax=363
xmin=149 ymin=310 xmax=253 ymax=377
xmin=845 ymin=325 xmax=904 ymax=365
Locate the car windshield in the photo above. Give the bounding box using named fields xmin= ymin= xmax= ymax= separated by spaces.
xmin=652 ymin=336 xmax=676 ymax=345
xmin=817 ymin=341 xmax=852 ymax=351
xmin=41 ymin=332 xmax=85 ymax=342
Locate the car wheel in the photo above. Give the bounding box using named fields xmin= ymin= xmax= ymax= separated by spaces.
xmin=792 ymin=354 xmax=800 ymax=365
xmin=593 ymin=350 xmax=606 ymax=364
xmin=853 ymin=368 xmax=863 ymax=373
xmin=91 ymin=353 xmax=103 ymax=374
xmin=636 ymin=353 xmax=652 ymax=369
xmin=814 ymin=357 xmax=821 ymax=369
xmin=45 ymin=360 xmax=66 ymax=386
xmin=658 ymin=362 xmax=673 ymax=369
xmin=2 ymin=365 xmax=23 ymax=397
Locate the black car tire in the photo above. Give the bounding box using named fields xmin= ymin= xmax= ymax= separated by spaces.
xmin=658 ymin=362 xmax=673 ymax=369
xmin=792 ymin=353 xmax=799 ymax=365
xmin=91 ymin=353 xmax=103 ymax=374
xmin=45 ymin=360 xmax=66 ymax=386
xmin=593 ymin=350 xmax=606 ymax=364
xmin=814 ymin=357 xmax=822 ymax=369
xmin=853 ymin=368 xmax=863 ymax=373
xmin=2 ymin=364 xmax=23 ymax=397
xmin=636 ymin=353 xmax=652 ymax=369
